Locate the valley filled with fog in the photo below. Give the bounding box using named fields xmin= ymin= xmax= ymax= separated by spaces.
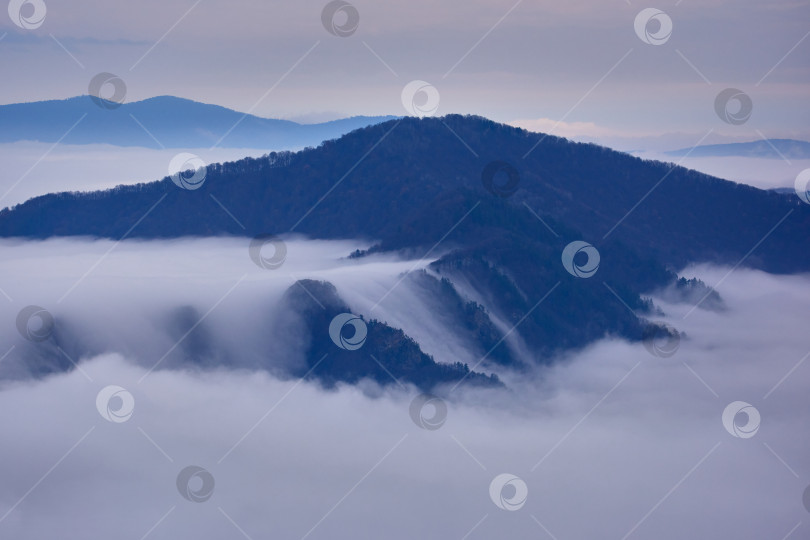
xmin=0 ymin=238 xmax=807 ymax=539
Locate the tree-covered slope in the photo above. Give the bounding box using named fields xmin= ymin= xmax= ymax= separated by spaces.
xmin=2 ymin=115 xmax=807 ymax=377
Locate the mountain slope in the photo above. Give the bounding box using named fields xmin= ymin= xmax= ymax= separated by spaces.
xmin=279 ymin=279 xmax=501 ymax=389
xmin=0 ymin=96 xmax=395 ymax=149
xmin=2 ymin=115 xmax=808 ymax=380
xmin=3 ymin=115 xmax=806 ymax=271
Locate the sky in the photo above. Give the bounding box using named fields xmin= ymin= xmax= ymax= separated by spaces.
xmin=0 ymin=238 xmax=808 ymax=539
xmin=0 ymin=0 xmax=808 ymax=140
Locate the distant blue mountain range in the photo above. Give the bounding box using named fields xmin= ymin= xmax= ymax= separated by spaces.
xmin=666 ymin=139 xmax=810 ymax=159
xmin=0 ymin=96 xmax=396 ymax=149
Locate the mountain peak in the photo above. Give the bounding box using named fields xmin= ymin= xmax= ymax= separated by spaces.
xmin=1 ymin=113 xmax=808 ymax=384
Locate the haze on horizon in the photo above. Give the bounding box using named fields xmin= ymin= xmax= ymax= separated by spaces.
xmin=0 ymin=0 xmax=808 ymax=141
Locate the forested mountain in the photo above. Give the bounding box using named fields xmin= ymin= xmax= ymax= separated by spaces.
xmin=3 ymin=115 xmax=809 ymax=386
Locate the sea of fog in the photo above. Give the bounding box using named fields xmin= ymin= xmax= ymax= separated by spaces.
xmin=0 ymin=143 xmax=276 ymax=209
xmin=0 ymin=238 xmax=808 ymax=539
xmin=0 ymin=237 xmax=488 ymax=380
xmin=635 ymin=151 xmax=810 ymax=191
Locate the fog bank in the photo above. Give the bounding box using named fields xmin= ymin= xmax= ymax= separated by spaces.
xmin=0 ymin=240 xmax=808 ymax=539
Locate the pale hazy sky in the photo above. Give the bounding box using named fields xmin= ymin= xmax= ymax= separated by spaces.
xmin=0 ymin=0 xmax=808 ymax=137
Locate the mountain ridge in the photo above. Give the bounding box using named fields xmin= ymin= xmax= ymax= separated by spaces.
xmin=666 ymin=138 xmax=810 ymax=159
xmin=3 ymin=114 xmax=808 ymax=384
xmin=0 ymin=95 xmax=396 ymax=149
